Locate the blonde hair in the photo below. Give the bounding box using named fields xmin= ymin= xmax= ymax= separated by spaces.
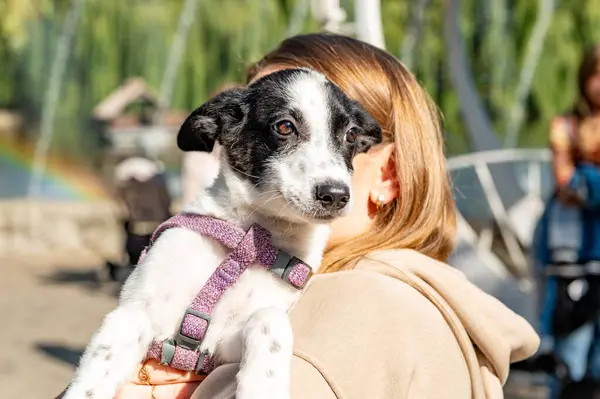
xmin=247 ymin=33 xmax=456 ymax=273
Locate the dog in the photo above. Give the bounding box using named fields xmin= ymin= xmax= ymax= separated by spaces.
xmin=62 ymin=68 xmax=382 ymax=399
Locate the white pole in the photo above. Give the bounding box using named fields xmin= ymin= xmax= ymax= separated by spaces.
xmin=354 ymin=0 xmax=385 ymax=49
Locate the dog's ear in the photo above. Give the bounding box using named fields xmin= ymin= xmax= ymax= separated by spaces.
xmin=352 ymin=106 xmax=383 ymax=156
xmin=177 ymin=87 xmax=246 ymax=152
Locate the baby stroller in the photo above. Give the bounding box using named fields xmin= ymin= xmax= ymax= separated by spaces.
xmin=106 ymin=156 xmax=172 ymax=282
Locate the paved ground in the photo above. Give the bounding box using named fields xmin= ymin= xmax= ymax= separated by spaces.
xmin=0 ymin=253 xmax=118 ymax=399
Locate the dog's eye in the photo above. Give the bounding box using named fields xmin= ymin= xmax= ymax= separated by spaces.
xmin=273 ymin=120 xmax=296 ymax=136
xmin=345 ymin=127 xmax=359 ymax=143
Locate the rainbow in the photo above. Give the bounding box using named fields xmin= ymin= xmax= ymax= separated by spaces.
xmin=0 ymin=137 xmax=108 ymax=200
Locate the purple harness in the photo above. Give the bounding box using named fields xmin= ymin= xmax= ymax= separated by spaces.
xmin=140 ymin=213 xmax=313 ymax=374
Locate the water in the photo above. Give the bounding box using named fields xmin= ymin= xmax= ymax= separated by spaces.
xmin=0 ymin=156 xmax=81 ymax=199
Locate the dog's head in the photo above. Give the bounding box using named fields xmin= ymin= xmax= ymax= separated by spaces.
xmin=178 ymin=68 xmax=382 ymax=223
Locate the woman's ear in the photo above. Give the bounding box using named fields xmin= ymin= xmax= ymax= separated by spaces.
xmin=177 ymin=87 xmax=246 ymax=152
xmin=369 ymin=144 xmax=399 ymax=206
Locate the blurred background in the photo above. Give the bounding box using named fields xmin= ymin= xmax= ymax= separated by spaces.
xmin=1 ymin=0 xmax=600 ymax=398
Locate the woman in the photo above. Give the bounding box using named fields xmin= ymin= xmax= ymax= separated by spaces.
xmin=66 ymin=33 xmax=538 ymax=399
xmin=108 ymin=153 xmax=172 ymax=280
xmin=536 ymin=44 xmax=600 ymax=393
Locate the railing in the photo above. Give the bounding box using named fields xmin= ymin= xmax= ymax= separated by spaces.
xmin=447 ymin=148 xmax=551 ymax=281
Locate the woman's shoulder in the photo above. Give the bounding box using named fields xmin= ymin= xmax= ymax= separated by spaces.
xmin=306 ymin=266 xmax=445 ymax=318
xmin=291 ymin=250 xmax=466 ymax=356
xmin=302 ymin=249 xmax=463 ymax=319
xmin=288 ymin=252 xmax=471 ymax=398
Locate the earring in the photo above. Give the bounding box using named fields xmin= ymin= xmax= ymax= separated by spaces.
xmin=376 ymin=194 xmax=385 ymax=211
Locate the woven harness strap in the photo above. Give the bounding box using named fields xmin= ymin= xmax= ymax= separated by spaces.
xmin=142 ymin=213 xmax=313 ymax=374
xmin=138 ymin=213 xmax=273 ymax=263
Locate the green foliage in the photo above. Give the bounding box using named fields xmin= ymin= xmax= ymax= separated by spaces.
xmin=1 ymin=0 xmax=599 ymax=160
xmin=380 ymin=0 xmax=600 ymax=152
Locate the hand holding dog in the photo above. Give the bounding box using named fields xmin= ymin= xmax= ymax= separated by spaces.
xmin=56 ymin=360 xmax=202 ymax=399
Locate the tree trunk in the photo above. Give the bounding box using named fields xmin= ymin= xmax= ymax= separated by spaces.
xmin=503 ymin=0 xmax=556 ymax=148
xmin=154 ymin=0 xmax=199 ymax=126
xmin=29 ymin=0 xmax=85 ymax=198
xmin=287 ymin=0 xmax=309 ymax=37
xmin=401 ymin=0 xmax=431 ymax=70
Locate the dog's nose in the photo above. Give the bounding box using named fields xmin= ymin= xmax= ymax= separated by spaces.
xmin=315 ymin=182 xmax=350 ymax=210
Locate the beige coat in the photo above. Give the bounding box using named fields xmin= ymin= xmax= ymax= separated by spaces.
xmin=190 ymin=249 xmax=540 ymax=399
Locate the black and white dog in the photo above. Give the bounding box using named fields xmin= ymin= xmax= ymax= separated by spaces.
xmin=63 ymin=68 xmax=382 ymax=399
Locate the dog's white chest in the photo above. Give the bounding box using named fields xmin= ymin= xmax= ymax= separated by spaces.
xmin=200 ymin=266 xmax=301 ymax=363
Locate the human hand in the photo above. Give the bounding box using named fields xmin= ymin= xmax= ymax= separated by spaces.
xmin=113 ymin=360 xmax=205 ymax=399
xmin=55 ymin=360 xmax=205 ymax=399
xmin=113 ymin=380 xmax=201 ymax=399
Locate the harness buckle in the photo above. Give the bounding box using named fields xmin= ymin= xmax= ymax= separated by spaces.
xmin=195 ymin=351 xmax=209 ymax=374
xmin=160 ymin=338 xmax=176 ymax=365
xmin=271 ymin=250 xmax=313 ymax=289
xmin=283 ymin=259 xmax=313 ymax=289
xmin=175 ymin=308 xmax=212 ymax=350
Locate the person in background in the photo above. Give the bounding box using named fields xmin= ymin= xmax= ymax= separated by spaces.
xmin=536 ymin=44 xmax=600 ymax=397
xmin=109 ymin=150 xmax=172 ymax=280
xmin=179 ymin=83 xmax=239 ymax=208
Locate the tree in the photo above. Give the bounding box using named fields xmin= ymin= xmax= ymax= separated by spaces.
xmin=2 ymin=0 xmax=600 ymax=162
